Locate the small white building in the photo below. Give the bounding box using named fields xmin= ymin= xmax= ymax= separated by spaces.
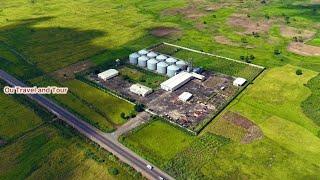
xmin=233 ymin=77 xmax=247 ymax=86
xmin=129 ymin=84 xmax=153 ymax=97
xmin=179 ymin=92 xmax=193 ymax=102
xmin=191 ymin=72 xmax=205 ymax=81
xmin=161 ymin=72 xmax=193 ymax=92
xmin=98 ymin=69 xmax=119 ymax=81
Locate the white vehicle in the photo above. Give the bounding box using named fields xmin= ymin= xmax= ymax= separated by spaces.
xmin=146 ymin=164 xmax=153 ymax=170
xmin=158 ymin=176 xmax=165 ymax=180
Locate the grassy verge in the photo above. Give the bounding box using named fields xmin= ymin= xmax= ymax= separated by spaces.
xmin=62 ymin=79 xmax=135 ymax=125
xmin=118 ymin=65 xmax=167 ymax=89
xmin=120 ymin=117 xmax=195 ymax=168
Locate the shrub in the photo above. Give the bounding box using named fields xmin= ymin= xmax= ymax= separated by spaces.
xmin=120 ymin=112 xmax=126 ymax=119
xmin=108 ymin=167 xmax=119 ymax=175
xmin=296 ymin=69 xmax=303 ymax=75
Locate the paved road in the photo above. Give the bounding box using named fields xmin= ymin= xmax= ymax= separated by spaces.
xmin=0 ymin=70 xmax=173 ymax=180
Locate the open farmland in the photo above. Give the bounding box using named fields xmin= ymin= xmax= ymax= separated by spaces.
xmin=120 ymin=118 xmax=195 ymax=168
xmin=0 ymin=124 xmax=142 ymax=180
xmin=0 ymin=92 xmax=42 ymax=142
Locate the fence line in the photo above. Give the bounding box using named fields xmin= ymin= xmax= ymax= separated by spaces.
xmin=163 ymin=42 xmax=266 ymax=69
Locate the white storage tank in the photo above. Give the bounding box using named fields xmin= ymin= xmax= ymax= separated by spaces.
xmin=138 ymin=49 xmax=149 ymax=55
xmin=157 ymin=61 xmax=168 ymax=75
xmin=129 ymin=53 xmax=140 ymax=65
xmin=138 ymin=56 xmax=149 ymax=67
xmin=167 ymin=65 xmax=180 ymax=77
xmin=147 ymin=51 xmax=158 ymax=59
xmin=176 ymin=60 xmax=188 ymax=70
xmin=165 ymin=57 xmax=177 ymax=65
xmin=156 ymin=54 xmax=167 ymax=61
xmin=147 ymin=59 xmax=158 ymax=71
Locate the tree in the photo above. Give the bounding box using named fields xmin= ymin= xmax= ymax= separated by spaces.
xmin=296 ymin=69 xmax=303 ymax=75
xmin=120 ymin=112 xmax=126 ymax=119
xmin=274 ymin=49 xmax=281 ymax=55
xmin=108 ymin=167 xmax=119 ymax=175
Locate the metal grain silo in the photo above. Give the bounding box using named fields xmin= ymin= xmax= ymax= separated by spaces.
xmin=176 ymin=60 xmax=188 ymax=70
xmin=157 ymin=61 xmax=168 ymax=75
xmin=147 ymin=51 xmax=158 ymax=58
xmin=138 ymin=49 xmax=149 ymax=55
xmin=165 ymin=57 xmax=177 ymax=65
xmin=147 ymin=59 xmax=158 ymax=71
xmin=129 ymin=52 xmax=140 ymax=65
xmin=138 ymin=56 xmax=149 ymax=67
xmin=156 ymin=54 xmax=167 ymax=61
xmin=167 ymin=65 xmax=180 ymax=77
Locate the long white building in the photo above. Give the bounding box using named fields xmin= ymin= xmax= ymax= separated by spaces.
xmin=160 ymin=72 xmax=193 ymax=92
xmin=98 ymin=69 xmax=119 ymax=81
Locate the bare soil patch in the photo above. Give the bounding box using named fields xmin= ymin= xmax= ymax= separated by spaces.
xmin=223 ymin=111 xmax=263 ymax=143
xmin=288 ymin=42 xmax=320 ymax=56
xmin=280 ymin=26 xmax=316 ymax=41
xmin=228 ymin=13 xmax=272 ymax=34
xmin=214 ymin=35 xmax=255 ymax=48
xmin=162 ymin=1 xmax=206 ymax=20
xmin=150 ymin=27 xmax=181 ymax=37
xmin=51 ymin=60 xmax=94 ymax=80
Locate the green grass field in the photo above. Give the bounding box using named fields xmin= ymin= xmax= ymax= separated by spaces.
xmin=301 ymin=74 xmax=320 ymax=127
xmin=120 ymin=118 xmax=195 ymax=167
xmin=0 ymin=93 xmax=43 ymax=142
xmin=118 ymin=66 xmax=167 ymax=88
xmin=0 ymin=124 xmax=141 ymax=180
xmin=62 ymin=80 xmax=134 ymax=125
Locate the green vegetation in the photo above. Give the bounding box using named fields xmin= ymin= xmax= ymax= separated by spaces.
xmin=165 ymin=133 xmax=320 ymax=179
xmin=0 ymin=42 xmax=42 ymax=80
xmin=63 ymin=79 xmax=134 ymax=125
xmin=0 ymin=93 xmax=42 ymax=141
xmin=119 ymin=66 xmax=167 ymax=88
xmin=0 ymin=124 xmax=142 ymax=180
xmin=155 ymin=46 xmax=264 ymax=81
xmin=296 ymin=69 xmax=303 ymax=75
xmin=120 ymin=118 xmax=195 ymax=167
xmin=302 ymin=74 xmax=320 ymax=127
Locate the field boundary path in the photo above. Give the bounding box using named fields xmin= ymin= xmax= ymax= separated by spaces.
xmin=111 ymin=112 xmax=151 ymax=139
xmin=0 ymin=70 xmax=174 ymax=180
xmin=163 ymin=42 xmax=266 ymax=69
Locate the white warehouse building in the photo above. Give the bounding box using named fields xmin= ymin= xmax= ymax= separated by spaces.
xmin=129 ymin=84 xmax=153 ymax=97
xmin=233 ymin=77 xmax=247 ymax=86
xmin=179 ymin=92 xmax=193 ymax=102
xmin=161 ymin=72 xmax=193 ymax=92
xmin=98 ymin=69 xmax=119 ymax=81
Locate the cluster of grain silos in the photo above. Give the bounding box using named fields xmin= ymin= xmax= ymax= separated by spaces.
xmin=129 ymin=49 xmax=189 ymax=77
